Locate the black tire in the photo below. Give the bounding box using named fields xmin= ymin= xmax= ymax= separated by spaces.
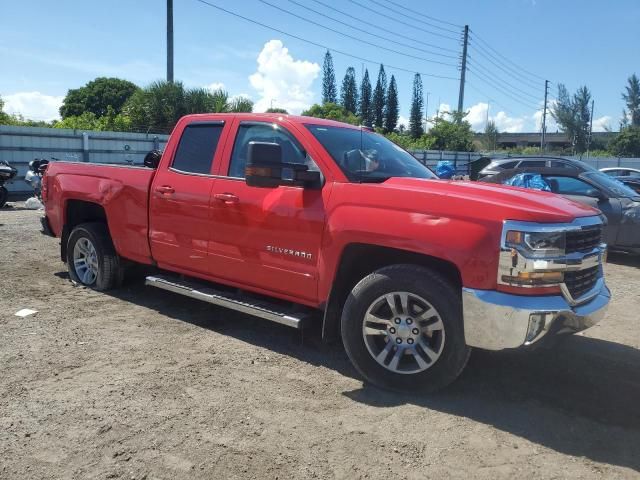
xmin=66 ymin=222 xmax=123 ymax=291
xmin=341 ymin=264 xmax=470 ymax=393
xmin=0 ymin=186 xmax=8 ymax=208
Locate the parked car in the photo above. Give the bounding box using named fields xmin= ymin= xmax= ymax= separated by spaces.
xmin=477 ymin=156 xmax=595 ymax=180
xmin=482 ymin=167 xmax=640 ymax=254
xmin=41 ymin=113 xmax=610 ymax=392
xmin=600 ymin=167 xmax=640 ymax=178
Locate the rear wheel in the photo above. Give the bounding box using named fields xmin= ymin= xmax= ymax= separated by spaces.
xmin=341 ymin=264 xmax=470 ymax=392
xmin=66 ymin=222 xmax=123 ymax=291
xmin=0 ymin=186 xmax=8 ymax=208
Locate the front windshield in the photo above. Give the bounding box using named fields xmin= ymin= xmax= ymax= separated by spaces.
xmin=305 ymin=124 xmax=436 ymax=182
xmin=584 ymin=171 xmax=639 ymax=197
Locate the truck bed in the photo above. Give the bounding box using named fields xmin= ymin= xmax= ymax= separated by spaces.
xmin=45 ymin=162 xmax=155 ymax=264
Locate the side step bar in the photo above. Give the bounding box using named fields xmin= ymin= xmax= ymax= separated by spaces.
xmin=145 ymin=275 xmax=311 ymax=329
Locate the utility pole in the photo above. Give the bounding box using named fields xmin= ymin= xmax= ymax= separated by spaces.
xmin=540 ymin=79 xmax=549 ymax=152
xmin=485 ymin=101 xmax=490 ymax=129
xmin=167 ymin=0 xmax=174 ymax=83
xmin=587 ymin=99 xmax=595 ymax=159
xmin=457 ymin=25 xmax=469 ymax=117
xmin=424 ymin=92 xmax=430 ymax=131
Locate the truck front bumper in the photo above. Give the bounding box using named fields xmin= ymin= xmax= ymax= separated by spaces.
xmin=462 ymin=282 xmax=610 ymax=350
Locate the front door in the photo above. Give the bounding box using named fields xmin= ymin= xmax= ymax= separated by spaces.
xmin=208 ymin=120 xmax=328 ymax=303
xmin=149 ymin=120 xmax=227 ymax=275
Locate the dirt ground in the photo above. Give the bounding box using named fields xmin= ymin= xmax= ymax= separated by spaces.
xmin=1 ymin=202 xmax=639 ymax=480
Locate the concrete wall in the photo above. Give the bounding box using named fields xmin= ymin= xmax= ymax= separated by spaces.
xmin=0 ymin=125 xmax=169 ymax=194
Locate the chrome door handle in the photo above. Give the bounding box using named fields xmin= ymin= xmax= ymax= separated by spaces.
xmin=155 ymin=185 xmax=175 ymax=194
xmin=214 ymin=193 xmax=239 ymax=204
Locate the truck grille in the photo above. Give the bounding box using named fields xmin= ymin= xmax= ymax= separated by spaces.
xmin=564 ymin=266 xmax=599 ymax=300
xmin=566 ymin=226 xmax=602 ymax=253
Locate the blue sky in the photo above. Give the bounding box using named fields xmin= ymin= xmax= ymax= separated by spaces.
xmin=1 ymin=0 xmax=639 ymax=132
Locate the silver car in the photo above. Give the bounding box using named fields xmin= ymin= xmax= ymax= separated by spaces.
xmin=478 ymin=156 xmax=595 ymax=179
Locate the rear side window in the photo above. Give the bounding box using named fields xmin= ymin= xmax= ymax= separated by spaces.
xmin=172 ymin=123 xmax=223 ymax=174
xmin=550 ymin=160 xmax=576 ymax=169
xmin=497 ymin=161 xmax=518 ymax=169
xmin=521 ymin=160 xmax=546 ymax=168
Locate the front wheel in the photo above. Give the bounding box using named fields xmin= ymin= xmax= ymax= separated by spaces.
xmin=66 ymin=222 xmax=123 ymax=291
xmin=341 ymin=264 xmax=470 ymax=393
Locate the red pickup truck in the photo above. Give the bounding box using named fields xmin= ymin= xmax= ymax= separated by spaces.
xmin=41 ymin=113 xmax=610 ymax=391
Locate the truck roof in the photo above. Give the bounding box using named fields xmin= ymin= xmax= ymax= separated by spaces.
xmin=180 ymin=112 xmax=362 ymax=130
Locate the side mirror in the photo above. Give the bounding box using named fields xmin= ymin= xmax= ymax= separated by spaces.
xmin=144 ymin=150 xmax=162 ymax=169
xmin=245 ymin=141 xmax=321 ymax=188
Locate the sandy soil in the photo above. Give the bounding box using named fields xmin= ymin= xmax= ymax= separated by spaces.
xmin=1 ymin=203 xmax=639 ymax=480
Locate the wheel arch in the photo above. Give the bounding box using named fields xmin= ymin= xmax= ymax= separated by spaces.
xmin=321 ymin=243 xmax=462 ymax=342
xmin=61 ymin=199 xmax=108 ymax=262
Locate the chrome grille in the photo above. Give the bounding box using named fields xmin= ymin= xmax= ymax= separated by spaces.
xmin=566 ymin=226 xmax=602 ymax=253
xmin=564 ymin=266 xmax=599 ymax=300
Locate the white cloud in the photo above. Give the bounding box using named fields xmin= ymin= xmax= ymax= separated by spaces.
xmin=249 ymin=40 xmax=320 ymax=114
xmin=493 ymin=111 xmax=527 ymax=133
xmin=3 ymin=91 xmax=64 ymax=121
xmin=205 ymin=82 xmax=225 ymax=91
xmin=592 ymin=115 xmax=612 ymax=132
xmin=397 ymin=115 xmax=408 ymax=129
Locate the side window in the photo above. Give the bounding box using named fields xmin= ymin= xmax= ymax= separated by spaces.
xmin=544 ymin=176 xmax=598 ymax=196
xmin=521 ymin=160 xmax=546 ymax=168
xmin=497 ymin=161 xmax=518 ymax=169
xmin=602 ymin=170 xmax=620 ymax=176
xmin=550 ymin=160 xmax=576 ymax=169
xmin=228 ymin=123 xmax=316 ymax=178
xmin=171 ymin=123 xmax=223 ymax=174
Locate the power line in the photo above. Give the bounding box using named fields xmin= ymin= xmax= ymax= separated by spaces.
xmin=469 ymin=29 xmax=546 ymax=82
xmin=310 ymin=0 xmax=459 ymax=54
xmin=193 ymin=0 xmax=460 ymax=80
xmin=467 ymin=58 xmax=541 ymax=101
xmin=468 ymin=43 xmax=541 ymax=91
xmin=466 ymin=81 xmax=520 ymax=116
xmin=346 ymin=0 xmax=461 ymax=42
xmin=367 ymin=0 xmax=461 ymax=34
xmin=467 ymin=69 xmax=540 ymax=111
xmin=380 ymin=0 xmax=462 ymax=28
xmin=258 ymin=0 xmax=458 ymax=68
xmin=285 ymin=0 xmax=458 ymax=60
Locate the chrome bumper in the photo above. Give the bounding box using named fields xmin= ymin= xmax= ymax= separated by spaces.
xmin=462 ymin=282 xmax=610 ymax=350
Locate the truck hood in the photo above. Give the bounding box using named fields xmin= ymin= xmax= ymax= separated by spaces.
xmin=374 ymin=177 xmax=600 ymax=223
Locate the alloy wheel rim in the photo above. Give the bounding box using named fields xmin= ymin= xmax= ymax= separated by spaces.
xmin=73 ymin=237 xmax=98 ymax=285
xmin=362 ymin=291 xmax=445 ymax=374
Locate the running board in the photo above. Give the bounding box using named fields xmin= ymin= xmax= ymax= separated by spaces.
xmin=145 ymin=275 xmax=311 ymax=329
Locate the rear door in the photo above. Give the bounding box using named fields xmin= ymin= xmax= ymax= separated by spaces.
xmin=149 ymin=119 xmax=229 ymax=274
xmin=207 ymin=119 xmax=329 ymax=303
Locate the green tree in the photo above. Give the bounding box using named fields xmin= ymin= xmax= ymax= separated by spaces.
xmin=340 ymin=67 xmax=358 ymax=114
xmin=372 ymin=65 xmax=387 ymax=129
xmin=0 ymin=95 xmax=10 ymax=124
xmin=622 ymin=74 xmax=640 ymax=127
xmin=301 ymin=102 xmax=360 ymax=125
xmin=482 ymin=120 xmax=499 ymax=150
xmin=610 ymin=127 xmax=640 ymax=157
xmin=358 ymin=69 xmax=373 ymax=127
xmin=551 ymin=84 xmax=592 ymax=154
xmin=384 ymin=75 xmax=399 ymax=133
xmin=429 ymin=112 xmax=474 ymax=151
xmin=265 ymin=107 xmax=289 ymax=114
xmin=60 ymin=77 xmax=139 ymax=118
xmin=409 ymin=73 xmax=424 ymax=139
xmin=322 ymin=51 xmax=337 ymax=104
xmin=124 ymin=81 xmax=252 ymax=132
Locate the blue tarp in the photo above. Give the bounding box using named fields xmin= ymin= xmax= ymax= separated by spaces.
xmin=505 ymin=173 xmax=551 ymax=191
xmin=436 ymin=161 xmax=455 ymax=179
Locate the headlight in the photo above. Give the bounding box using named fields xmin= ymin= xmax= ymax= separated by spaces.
xmin=505 ymin=230 xmax=565 ymax=257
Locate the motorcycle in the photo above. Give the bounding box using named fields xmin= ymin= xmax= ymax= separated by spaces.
xmin=25 ymin=158 xmax=51 ymax=200
xmin=0 ymin=159 xmax=18 ymax=208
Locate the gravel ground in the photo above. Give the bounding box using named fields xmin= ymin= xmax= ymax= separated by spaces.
xmin=1 ymin=202 xmax=639 ymax=480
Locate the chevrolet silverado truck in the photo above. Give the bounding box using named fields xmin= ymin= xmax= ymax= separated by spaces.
xmin=41 ymin=113 xmax=611 ymax=392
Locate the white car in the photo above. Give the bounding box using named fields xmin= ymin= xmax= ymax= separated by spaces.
xmin=599 ymin=167 xmax=640 ymax=178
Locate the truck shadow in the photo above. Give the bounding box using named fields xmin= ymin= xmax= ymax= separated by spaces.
xmin=105 ymin=279 xmax=640 ymax=472
xmin=607 ymin=251 xmax=640 ymax=267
